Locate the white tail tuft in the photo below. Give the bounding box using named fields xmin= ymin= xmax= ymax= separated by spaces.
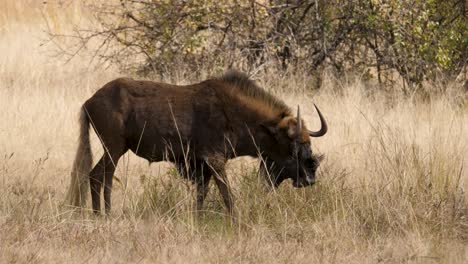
xmin=64 ymin=106 xmax=93 ymax=208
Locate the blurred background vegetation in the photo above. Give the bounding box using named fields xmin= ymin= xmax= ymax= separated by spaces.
xmin=41 ymin=0 xmax=466 ymax=92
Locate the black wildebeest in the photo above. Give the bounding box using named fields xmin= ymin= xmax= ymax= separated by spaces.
xmin=65 ymin=70 xmax=327 ymax=215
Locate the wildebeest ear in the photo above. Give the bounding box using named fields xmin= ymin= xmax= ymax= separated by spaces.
xmin=287 ymin=119 xmax=298 ymax=139
xmin=316 ymin=154 xmax=325 ymax=162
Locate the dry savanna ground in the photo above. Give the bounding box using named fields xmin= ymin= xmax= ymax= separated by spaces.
xmin=0 ymin=1 xmax=467 ymax=263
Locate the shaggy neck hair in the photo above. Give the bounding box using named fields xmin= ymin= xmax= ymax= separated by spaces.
xmin=217 ymin=70 xmax=291 ymax=119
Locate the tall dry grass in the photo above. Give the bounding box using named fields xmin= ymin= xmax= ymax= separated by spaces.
xmin=0 ymin=1 xmax=467 ymax=263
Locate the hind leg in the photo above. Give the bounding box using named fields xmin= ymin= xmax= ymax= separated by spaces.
xmin=103 ymin=147 xmax=126 ymax=214
xmin=89 ymin=143 xmax=126 ymax=215
xmin=89 ymin=156 xmax=105 ymax=214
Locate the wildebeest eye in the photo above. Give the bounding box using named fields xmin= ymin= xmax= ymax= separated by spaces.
xmin=304 ymin=158 xmax=315 ymax=168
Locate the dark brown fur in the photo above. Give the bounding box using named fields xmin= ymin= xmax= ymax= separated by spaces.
xmin=65 ymin=70 xmax=326 ymax=215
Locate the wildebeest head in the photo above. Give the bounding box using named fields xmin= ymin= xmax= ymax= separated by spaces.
xmin=260 ymin=104 xmax=327 ymax=188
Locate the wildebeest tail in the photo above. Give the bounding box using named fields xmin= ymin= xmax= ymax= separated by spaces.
xmin=65 ymin=106 xmax=93 ymax=208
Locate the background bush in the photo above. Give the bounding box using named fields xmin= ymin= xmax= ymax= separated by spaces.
xmin=52 ymin=0 xmax=467 ymax=90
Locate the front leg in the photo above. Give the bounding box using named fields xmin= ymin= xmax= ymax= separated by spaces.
xmin=204 ymin=156 xmax=234 ymax=215
xmin=213 ymin=173 xmax=234 ymax=215
xmin=175 ymin=160 xmax=212 ymax=212
xmin=196 ymin=170 xmax=212 ymax=211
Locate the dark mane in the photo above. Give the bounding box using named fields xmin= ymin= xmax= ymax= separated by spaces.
xmin=218 ymin=70 xmax=291 ymax=117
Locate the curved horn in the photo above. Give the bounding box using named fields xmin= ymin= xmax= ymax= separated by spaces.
xmin=296 ymin=105 xmax=302 ymax=136
xmin=309 ymin=104 xmax=328 ymax=137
